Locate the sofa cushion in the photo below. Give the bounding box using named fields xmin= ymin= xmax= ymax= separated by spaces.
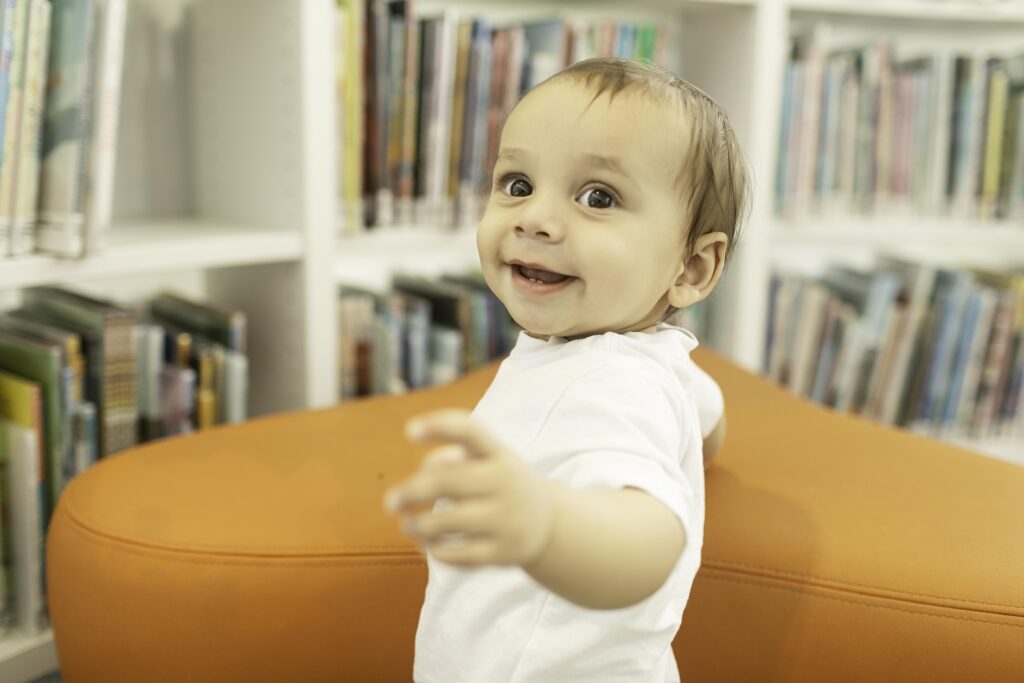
xmin=46 ymin=350 xmax=1024 ymax=681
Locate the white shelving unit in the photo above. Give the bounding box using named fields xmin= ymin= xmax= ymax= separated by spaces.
xmin=2 ymin=0 xmax=1021 ymax=680
xmin=0 ymin=0 xmax=338 ymax=679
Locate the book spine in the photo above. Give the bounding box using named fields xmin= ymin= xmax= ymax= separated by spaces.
xmin=0 ymin=0 xmax=17 ymax=256
xmin=83 ymin=0 xmax=125 ymax=254
xmin=10 ymin=0 xmax=49 ymax=257
xmin=979 ymin=61 xmax=1008 ymax=220
xmin=36 ymin=0 xmax=96 ymax=258
xmin=0 ymin=0 xmax=30 ymax=256
xmin=0 ymin=421 xmax=8 ymax=635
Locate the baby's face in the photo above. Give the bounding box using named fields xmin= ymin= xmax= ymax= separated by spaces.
xmin=477 ymin=79 xmax=693 ymax=340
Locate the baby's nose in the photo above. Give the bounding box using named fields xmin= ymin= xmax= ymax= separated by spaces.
xmin=514 ymin=196 xmax=566 ymax=240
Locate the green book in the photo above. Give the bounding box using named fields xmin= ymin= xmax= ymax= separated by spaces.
xmin=21 ymin=286 xmax=137 ymax=457
xmin=0 ymin=330 xmax=60 ymax=523
xmin=0 ymin=420 xmax=10 ymax=633
xmin=149 ymin=292 xmax=246 ymax=354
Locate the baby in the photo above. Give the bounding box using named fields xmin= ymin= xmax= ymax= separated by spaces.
xmin=383 ymin=57 xmax=748 ymax=682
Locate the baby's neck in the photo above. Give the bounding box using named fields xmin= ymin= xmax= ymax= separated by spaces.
xmin=526 ymin=325 xmax=660 ymax=342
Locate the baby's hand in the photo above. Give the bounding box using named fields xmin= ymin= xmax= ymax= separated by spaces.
xmin=383 ymin=409 xmax=556 ymax=568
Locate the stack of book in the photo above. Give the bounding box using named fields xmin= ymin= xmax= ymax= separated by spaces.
xmin=0 ymin=286 xmax=249 ymax=637
xmin=764 ymin=257 xmax=1024 ymax=442
xmin=339 ymin=271 xmax=519 ymax=400
xmin=0 ymin=0 xmax=127 ymax=260
xmin=775 ymin=24 xmax=1024 ymax=222
xmin=335 ymin=0 xmax=670 ymax=233
xmin=338 ymin=271 xmax=712 ymax=402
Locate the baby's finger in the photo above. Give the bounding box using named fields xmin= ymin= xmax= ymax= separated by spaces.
xmin=422 ymin=444 xmax=468 ymax=470
xmin=384 ymin=461 xmax=497 ymax=513
xmin=426 ymin=536 xmax=501 ymax=567
xmin=404 ymin=499 xmax=497 ymax=541
xmin=406 ymin=410 xmax=505 ymax=461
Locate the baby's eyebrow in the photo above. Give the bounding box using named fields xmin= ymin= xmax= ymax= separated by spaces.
xmin=495 ymin=148 xmax=525 ymax=164
xmin=578 ymin=153 xmax=628 ymax=177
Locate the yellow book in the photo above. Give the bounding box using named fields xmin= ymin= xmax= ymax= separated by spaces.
xmin=447 ymin=20 xmax=471 ymax=204
xmin=980 ymin=64 xmax=1008 ymax=220
xmin=336 ymin=0 xmax=364 ymax=235
xmin=0 ymin=369 xmax=43 ymax=442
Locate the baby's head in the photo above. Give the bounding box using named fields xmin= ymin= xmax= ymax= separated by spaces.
xmin=477 ymin=57 xmax=750 ymax=341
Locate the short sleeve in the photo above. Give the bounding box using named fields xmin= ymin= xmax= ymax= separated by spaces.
xmin=526 ymin=364 xmax=699 ymax=534
xmin=689 ymin=357 xmax=724 ymax=439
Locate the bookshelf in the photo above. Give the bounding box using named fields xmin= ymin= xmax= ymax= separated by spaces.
xmin=0 ymin=0 xmax=337 ymax=679
xmin=1 ymin=0 xmax=1021 ymax=680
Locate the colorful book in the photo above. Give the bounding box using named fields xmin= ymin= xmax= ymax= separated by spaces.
xmin=21 ymin=285 xmax=137 ymax=457
xmin=83 ymin=0 xmax=127 ymax=254
xmin=0 ymin=328 xmax=60 ymax=522
xmin=37 ymin=0 xmax=97 ymax=258
xmin=2 ymin=419 xmax=47 ymax=634
xmin=0 ymin=0 xmax=31 ymax=255
xmin=9 ymin=0 xmax=50 ymax=256
xmin=0 ymin=371 xmax=46 ymax=634
xmin=0 ymin=0 xmax=18 ymax=255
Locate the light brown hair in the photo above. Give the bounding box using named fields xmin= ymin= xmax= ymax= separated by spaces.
xmin=540 ymin=57 xmax=751 ymax=266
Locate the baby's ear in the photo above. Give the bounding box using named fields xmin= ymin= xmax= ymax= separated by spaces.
xmin=668 ymin=232 xmax=729 ymax=309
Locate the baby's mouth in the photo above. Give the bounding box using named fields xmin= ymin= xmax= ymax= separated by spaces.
xmin=511 ymin=263 xmax=574 ymax=284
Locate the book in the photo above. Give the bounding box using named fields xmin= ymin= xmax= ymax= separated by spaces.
xmin=134 ymin=322 xmax=162 ymax=440
xmin=1 ymin=311 xmax=83 ymax=488
xmin=149 ymin=291 xmax=247 ymax=354
xmin=37 ymin=0 xmax=96 ymax=258
xmin=393 ymin=273 xmax=475 ymax=375
xmin=822 ymin=267 xmax=900 ymax=414
xmin=948 ymin=287 xmax=998 ymax=436
xmin=21 ymin=285 xmax=137 ymax=456
xmin=9 ymin=0 xmax=50 ymax=256
xmin=874 ymin=257 xmax=937 ymax=425
xmin=0 ymin=0 xmax=15 ymax=256
xmin=0 ymin=327 xmax=61 ymax=521
xmin=336 ymin=0 xmax=364 ymax=234
xmin=0 ymin=0 xmax=31 ymax=255
xmin=907 ymin=270 xmax=974 ymax=431
xmin=979 ymin=58 xmax=1008 ymax=220
xmin=788 ymin=281 xmax=829 ymax=398
xmin=82 ymin=0 xmax=127 ymax=254
xmin=0 ymin=370 xmax=45 ymax=633
xmin=0 ymin=421 xmax=8 ymax=634
xmin=2 ymin=419 xmax=47 ymax=634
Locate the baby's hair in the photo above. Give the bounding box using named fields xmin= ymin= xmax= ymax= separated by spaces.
xmin=547 ymin=57 xmax=750 ymax=269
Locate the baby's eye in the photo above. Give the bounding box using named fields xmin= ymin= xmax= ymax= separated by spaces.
xmin=502 ymin=177 xmax=533 ymax=197
xmin=577 ymin=187 xmax=616 ymax=209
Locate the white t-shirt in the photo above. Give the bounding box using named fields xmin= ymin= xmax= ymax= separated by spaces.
xmin=413 ymin=322 xmax=724 ymax=683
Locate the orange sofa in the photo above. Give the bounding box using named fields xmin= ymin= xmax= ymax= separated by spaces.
xmin=46 ymin=350 xmax=1024 ymax=682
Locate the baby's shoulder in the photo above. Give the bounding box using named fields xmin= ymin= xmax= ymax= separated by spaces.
xmin=565 ymin=349 xmax=689 ymax=408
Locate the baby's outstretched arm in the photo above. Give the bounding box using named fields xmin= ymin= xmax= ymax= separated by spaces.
xmin=522 ymin=481 xmax=685 ymax=609
xmin=383 ymin=409 xmax=685 ymax=610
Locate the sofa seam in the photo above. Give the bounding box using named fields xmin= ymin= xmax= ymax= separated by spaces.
xmin=699 ymin=572 xmax=1024 ymax=629
xmin=59 ymin=505 xmax=424 ymax=564
xmin=704 ymin=557 xmax=1023 ymax=611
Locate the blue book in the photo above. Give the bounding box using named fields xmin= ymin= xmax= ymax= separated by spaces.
xmin=0 ymin=0 xmax=18 ymax=166
xmin=938 ymin=286 xmax=982 ymax=430
xmin=916 ymin=271 xmax=973 ymax=425
xmin=776 ymin=61 xmax=795 ymax=213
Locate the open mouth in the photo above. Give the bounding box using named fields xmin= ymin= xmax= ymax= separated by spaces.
xmin=512 ymin=263 xmax=573 ymax=284
xmin=509 ymin=262 xmax=577 ymax=293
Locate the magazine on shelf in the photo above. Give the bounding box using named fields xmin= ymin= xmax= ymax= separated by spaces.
xmin=37 ymin=0 xmax=97 ymax=258
xmin=0 ymin=0 xmax=31 ymax=256
xmin=0 ymin=371 xmax=47 ymax=636
xmin=10 ymin=0 xmax=51 ymax=257
xmin=2 ymin=419 xmax=47 ymax=636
